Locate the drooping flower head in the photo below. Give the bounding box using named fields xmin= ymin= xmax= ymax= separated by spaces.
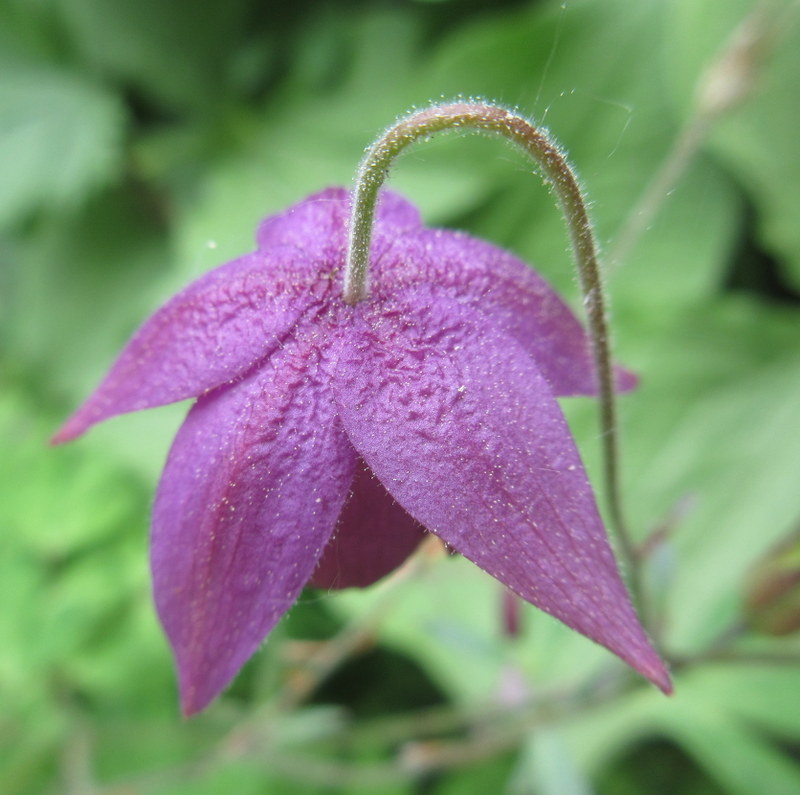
xmin=54 ymin=103 xmax=671 ymax=715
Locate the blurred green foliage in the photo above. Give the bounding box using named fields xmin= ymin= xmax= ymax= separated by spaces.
xmin=2 ymin=0 xmax=800 ymax=792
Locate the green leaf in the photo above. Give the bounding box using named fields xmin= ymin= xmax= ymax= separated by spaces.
xmin=59 ymin=0 xmax=256 ymax=111
xmin=0 ymin=60 xmax=125 ymax=226
xmin=2 ymin=188 xmax=174 ymax=446
xmin=622 ymin=300 xmax=800 ymax=650
xmin=657 ymin=697 xmax=800 ymax=795
xmin=509 ymin=729 xmax=593 ymax=795
xmin=666 ymin=0 xmax=800 ymax=290
xmin=0 ymin=380 xmax=184 ymax=793
xmin=678 ymin=664 xmax=800 ymax=739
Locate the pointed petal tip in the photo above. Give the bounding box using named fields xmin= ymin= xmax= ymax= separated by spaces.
xmin=51 ymin=403 xmax=104 ymax=445
xmin=176 ymin=663 xmax=222 ymax=718
xmin=179 ymin=691 xmax=208 ymax=718
xmin=615 ymin=365 xmax=639 ymax=393
xmin=637 ymin=660 xmax=675 ymax=696
xmin=628 ymin=643 xmax=672 ymax=695
xmin=50 ymin=417 xmax=83 ymax=445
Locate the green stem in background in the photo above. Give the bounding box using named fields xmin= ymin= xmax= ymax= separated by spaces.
xmin=611 ymin=0 xmax=788 ymax=267
xmin=343 ymin=101 xmax=644 ymax=609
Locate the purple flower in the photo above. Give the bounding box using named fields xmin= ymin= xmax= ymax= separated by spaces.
xmin=54 ymin=188 xmax=670 ymax=714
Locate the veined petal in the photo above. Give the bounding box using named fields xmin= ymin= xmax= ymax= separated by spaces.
xmin=151 ymin=329 xmax=356 ymax=715
xmin=53 ymin=249 xmax=320 ymax=442
xmin=373 ymin=228 xmax=635 ymax=396
xmin=256 ymin=187 xmax=421 ymax=256
xmin=333 ymin=287 xmax=670 ymax=693
xmin=310 ymin=457 xmax=428 ymax=590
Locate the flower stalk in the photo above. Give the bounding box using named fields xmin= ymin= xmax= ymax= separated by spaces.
xmin=344 ymin=101 xmax=642 ymax=605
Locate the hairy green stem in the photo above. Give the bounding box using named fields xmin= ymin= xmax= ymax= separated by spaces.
xmin=344 ymin=102 xmax=643 ymax=607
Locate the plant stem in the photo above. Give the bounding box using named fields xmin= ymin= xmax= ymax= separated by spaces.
xmin=344 ymin=101 xmax=643 ymax=606
xmin=611 ymin=0 xmax=787 ymax=267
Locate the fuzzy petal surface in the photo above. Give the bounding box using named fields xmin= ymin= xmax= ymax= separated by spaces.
xmin=255 ymin=188 xmax=629 ymax=400
xmin=372 ymin=228 xmax=636 ymax=396
xmin=333 ymin=286 xmax=670 ymax=693
xmin=256 ymin=187 xmax=421 ymax=256
xmin=310 ymin=457 xmax=428 ymax=590
xmin=53 ymin=248 xmax=320 ymax=442
xmin=152 ymin=327 xmax=356 ymax=715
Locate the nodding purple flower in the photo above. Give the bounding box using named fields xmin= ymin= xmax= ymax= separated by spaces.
xmin=54 ymin=187 xmax=670 ymax=715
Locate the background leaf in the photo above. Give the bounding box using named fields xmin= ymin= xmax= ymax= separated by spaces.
xmin=0 ymin=60 xmax=125 ymax=226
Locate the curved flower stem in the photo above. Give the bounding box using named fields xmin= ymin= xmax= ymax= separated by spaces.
xmin=344 ymin=102 xmax=643 ymax=608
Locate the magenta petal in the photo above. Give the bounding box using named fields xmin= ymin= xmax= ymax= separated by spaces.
xmin=333 ymin=287 xmax=670 ymax=693
xmin=310 ymin=458 xmax=428 ymax=590
xmin=53 ymin=250 xmax=318 ymax=442
xmin=373 ymin=228 xmax=635 ymax=396
xmin=256 ymin=187 xmax=421 ymax=255
xmin=151 ymin=330 xmax=357 ymax=715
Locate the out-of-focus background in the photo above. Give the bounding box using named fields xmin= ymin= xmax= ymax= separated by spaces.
xmin=2 ymin=0 xmax=800 ymax=792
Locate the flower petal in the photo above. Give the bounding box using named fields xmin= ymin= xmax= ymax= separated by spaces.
xmin=310 ymin=457 xmax=428 ymax=590
xmin=373 ymin=227 xmax=636 ymax=396
xmin=151 ymin=329 xmax=356 ymax=715
xmin=53 ymin=248 xmax=320 ymax=442
xmin=256 ymin=187 xmax=421 ymax=255
xmin=333 ymin=286 xmax=670 ymax=693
